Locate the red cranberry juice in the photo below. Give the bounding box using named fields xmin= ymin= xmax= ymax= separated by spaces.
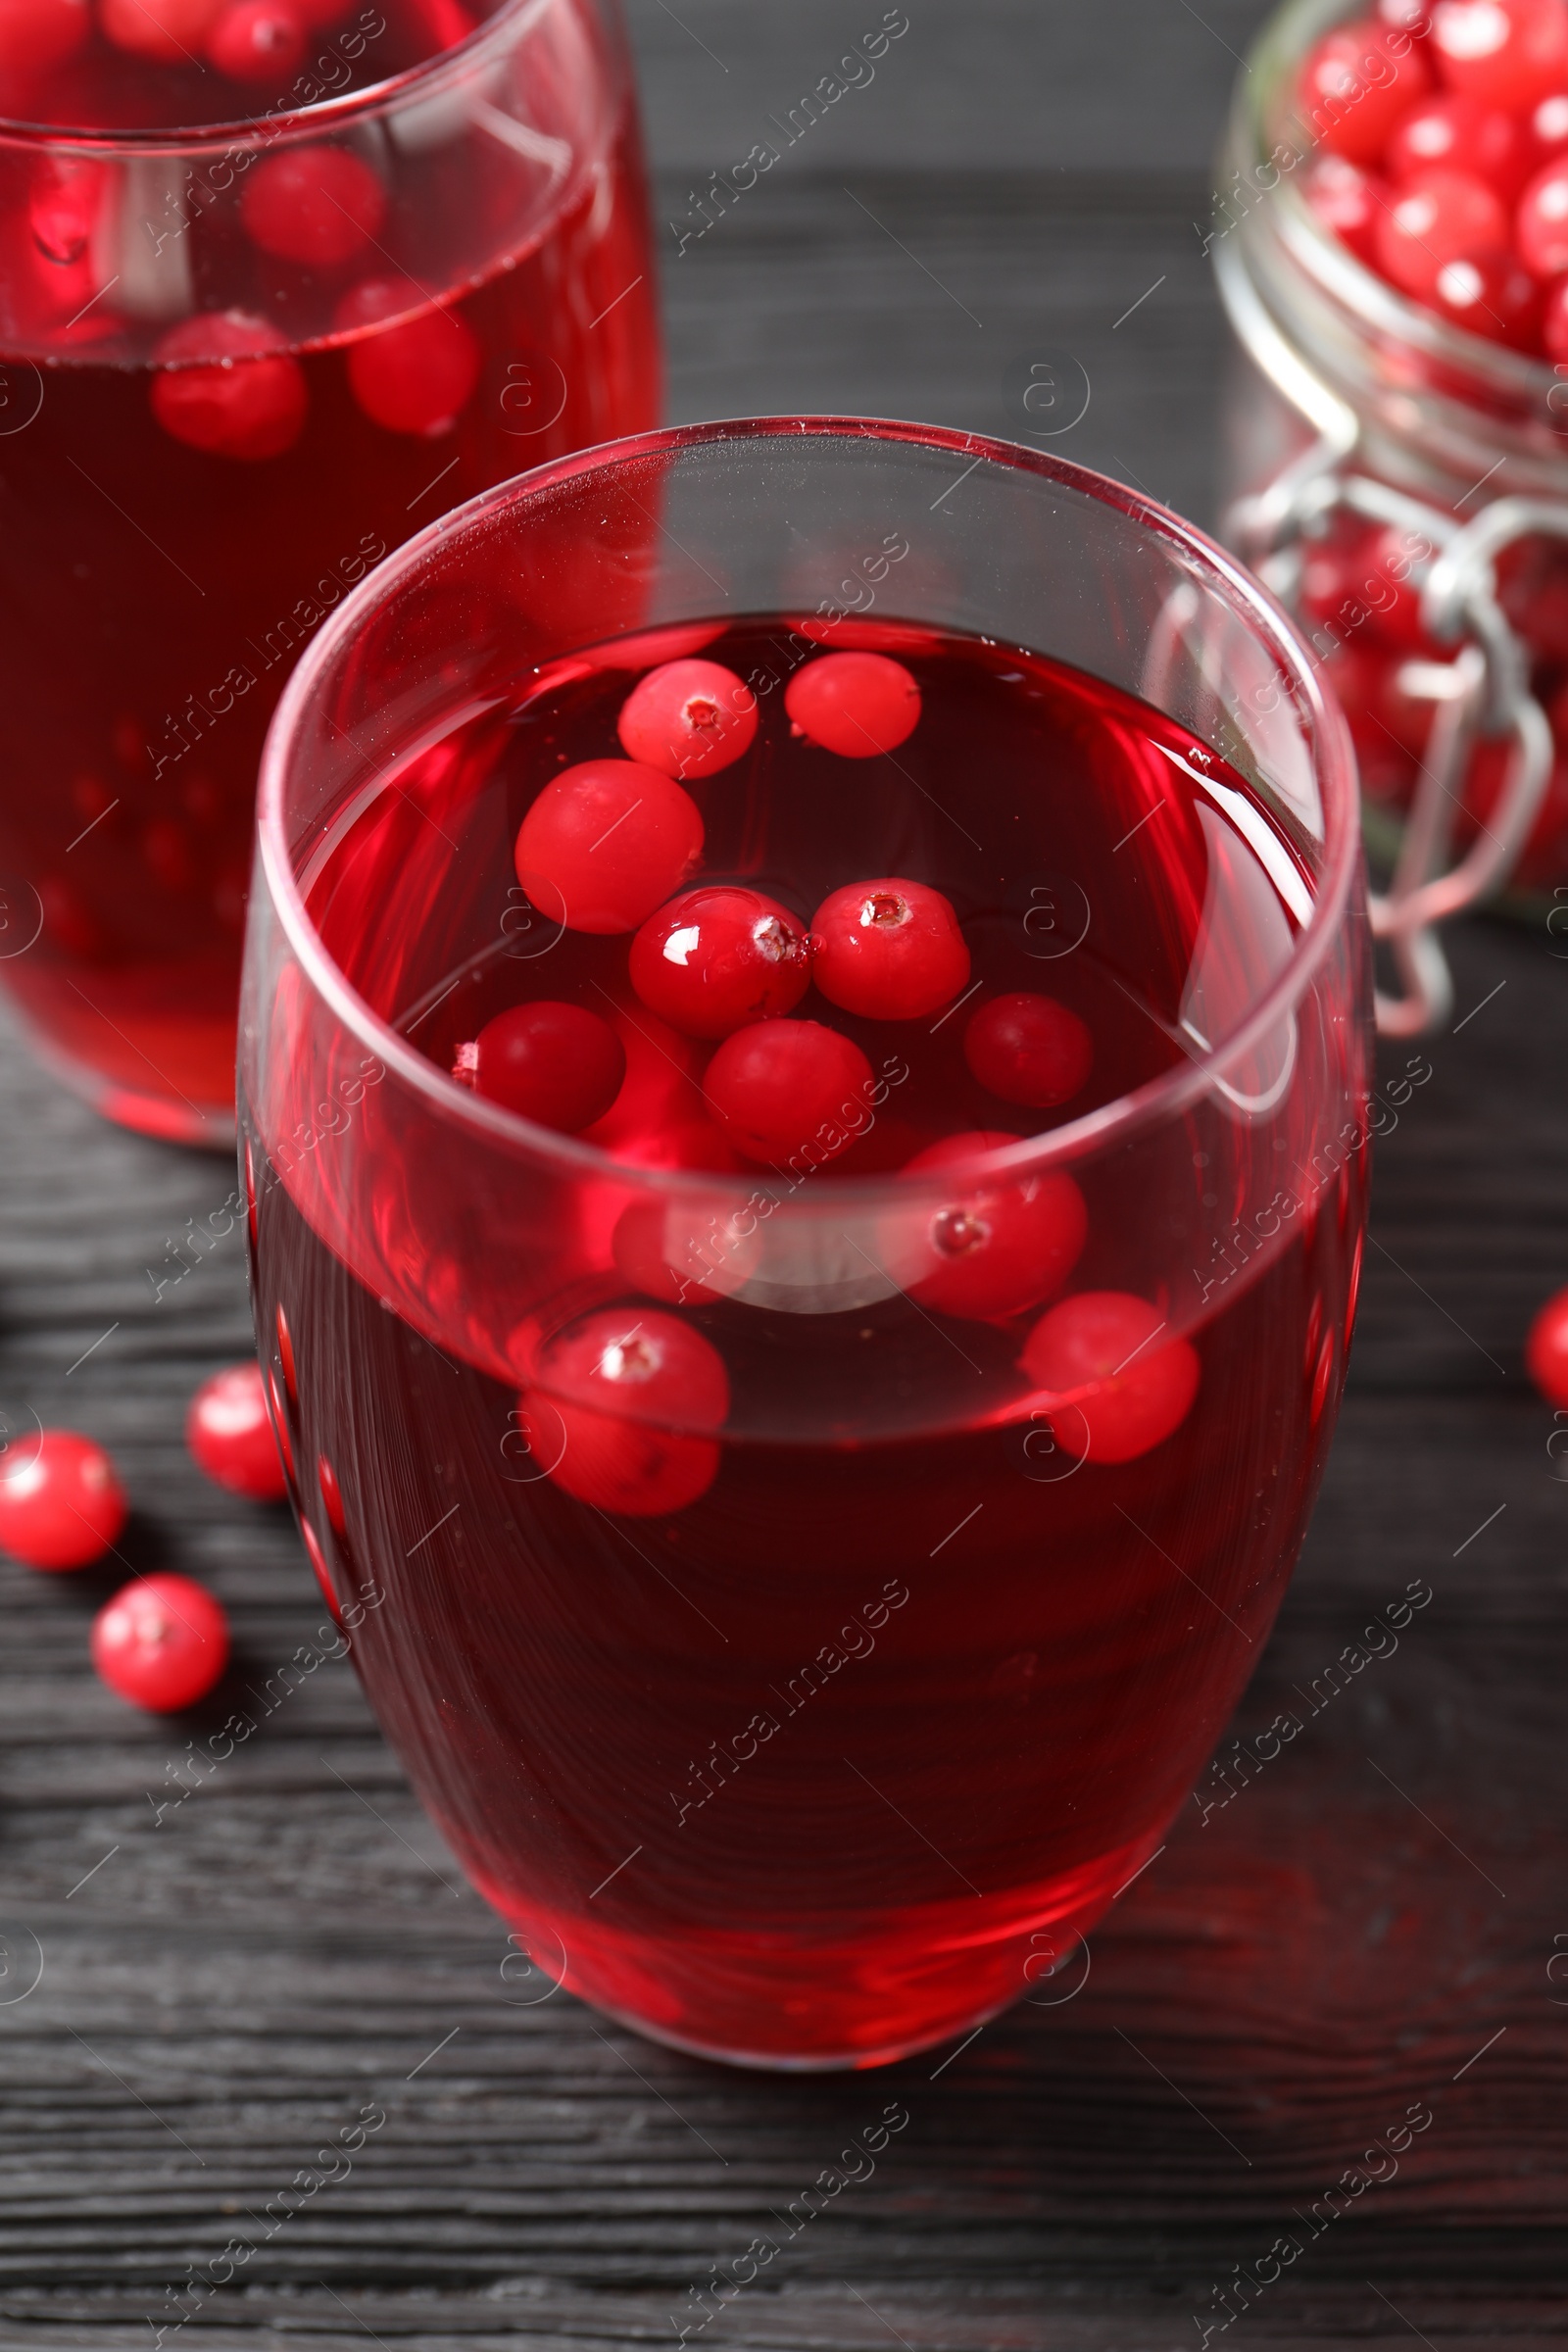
xmin=246 ymin=618 xmax=1363 ymax=2065
xmin=0 ymin=4 xmax=657 ymax=1138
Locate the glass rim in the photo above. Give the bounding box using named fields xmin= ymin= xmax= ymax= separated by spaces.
xmin=255 ymin=413 xmax=1364 ymax=1204
xmin=1234 ymin=0 xmax=1557 ymax=395
xmin=0 ymin=0 xmax=561 ymax=150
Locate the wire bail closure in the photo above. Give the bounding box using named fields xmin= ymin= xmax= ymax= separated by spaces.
xmin=1214 ymin=238 xmax=1557 ymax=1036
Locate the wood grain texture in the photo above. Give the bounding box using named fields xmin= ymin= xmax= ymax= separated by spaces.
xmin=1 ymin=11 xmax=1566 ymax=2338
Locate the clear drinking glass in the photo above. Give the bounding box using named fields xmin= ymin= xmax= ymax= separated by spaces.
xmin=0 ymin=0 xmax=658 ymax=1144
xmin=240 ymin=416 xmax=1372 ymax=2069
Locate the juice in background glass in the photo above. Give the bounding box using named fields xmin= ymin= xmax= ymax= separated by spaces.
xmin=0 ymin=0 xmax=659 ymax=1140
xmin=241 ymin=421 xmax=1372 ymax=2068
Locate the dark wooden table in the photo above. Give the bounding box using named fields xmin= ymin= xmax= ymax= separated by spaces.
xmin=4 ymin=4 xmax=1566 ymax=2341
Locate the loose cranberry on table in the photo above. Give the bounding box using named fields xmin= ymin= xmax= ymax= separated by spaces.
xmin=1429 ymin=0 xmax=1568 ymax=109
xmin=900 ymin=1133 xmax=1088 ymax=1321
xmin=963 ymin=992 xmax=1094 ymax=1108
xmin=150 ymin=313 xmax=309 ymax=462
xmin=514 ymin=760 xmax=704 ymax=934
xmin=616 ymin=660 xmax=759 ymax=780
xmin=785 ymin=653 xmax=922 ymax=757
xmin=524 ymin=1308 xmax=729 ymax=1517
xmin=628 ymin=885 xmax=813 ymax=1038
xmin=91 ymin=1574 xmax=229 ymax=1712
xmin=1526 ymin=1282 xmax=1568 ymax=1403
xmin=240 ymin=148 xmax=385 ymax=266
xmin=460 ymin=1001 xmax=625 ymax=1132
xmin=1299 ymin=19 xmax=1432 ymax=164
xmin=186 ymin=1362 xmax=288 ymax=1502
xmin=810 ymin=877 xmax=970 ymax=1019
xmin=704 ymin=1019 xmax=874 ymax=1165
xmin=335 ymin=277 xmax=482 ymax=436
xmin=1021 ymin=1292 xmax=1201 ymax=1465
xmin=0 ymin=1430 xmax=126 ymax=1569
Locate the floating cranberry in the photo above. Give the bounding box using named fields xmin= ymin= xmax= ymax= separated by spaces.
xmin=465 ymin=1001 xmax=625 ymax=1132
xmin=612 ymin=1198 xmax=760 ymax=1306
xmin=704 ymin=1019 xmax=874 ymax=1165
xmin=209 ymin=0 xmax=306 ymax=79
xmin=785 ymin=652 xmax=921 ymax=758
xmin=1517 ymin=153 xmax=1568 ymax=270
xmin=185 ymin=1362 xmax=287 ymax=1501
xmin=91 ymin=1574 xmax=229 ymax=1712
xmin=100 ymin=0 xmax=220 ymax=55
xmin=28 ymin=159 xmax=100 ymax=266
xmin=241 ymin=147 xmax=385 ymax=267
xmin=1526 ymin=1282 xmax=1568 ymax=1403
xmin=1389 ymin=92 xmax=1534 ymax=195
xmin=0 ymin=1430 xmax=126 ymax=1570
xmin=811 ymin=877 xmax=969 ymax=1020
xmin=963 ymin=993 xmax=1093 ymax=1109
xmin=1021 ymin=1292 xmax=1200 ymax=1465
xmin=1302 ymin=153 xmax=1389 ymax=264
xmin=514 ymin=760 xmax=703 ymax=935
xmin=1432 ymin=244 xmax=1544 ymax=342
xmin=527 ymin=1308 xmax=727 ymax=1516
xmin=900 ymin=1133 xmax=1088 ymax=1321
xmin=629 ymin=885 xmax=812 ymax=1038
xmin=150 ymin=311 xmax=308 ymax=463
xmin=0 ymin=0 xmax=86 ymax=70
xmin=1298 ymin=21 xmax=1431 ymax=164
xmin=1374 ymin=169 xmax=1509 ymax=302
xmin=616 ymin=660 xmax=759 ymax=780
xmin=1430 ymin=0 xmax=1568 ymax=108
xmin=338 ymin=277 xmax=481 ymax=436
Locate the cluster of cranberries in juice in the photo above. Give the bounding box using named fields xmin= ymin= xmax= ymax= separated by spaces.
xmin=246 ymin=616 xmax=1361 ymax=2065
xmin=0 ymin=0 xmax=657 ymax=1137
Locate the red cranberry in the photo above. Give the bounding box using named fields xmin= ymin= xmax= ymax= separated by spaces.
xmin=1517 ymin=152 xmax=1568 ymax=270
xmin=1529 ymin=86 xmax=1568 ymax=158
xmin=527 ymin=1308 xmax=728 ymax=1517
xmin=612 ymin=1197 xmax=761 ymax=1306
xmin=963 ymin=992 xmax=1094 ymax=1108
xmin=784 ymin=653 xmax=921 ymax=758
xmin=150 ymin=311 xmax=308 ymax=462
xmin=1300 ymin=522 xmax=1435 ymax=652
xmin=186 ymin=1362 xmax=288 ymax=1501
xmin=514 ymin=760 xmax=703 ymax=935
xmin=241 ymin=147 xmax=385 ymax=266
xmin=91 ymin=1574 xmax=229 ymax=1712
xmin=1432 ymin=245 xmax=1544 ymax=343
xmin=616 ymin=660 xmax=759 ymax=781
xmin=900 ymin=1133 xmax=1088 ymax=1321
xmin=28 ymin=157 xmax=102 ymax=266
xmin=0 ymin=1430 xmax=126 ymax=1570
xmin=209 ymin=0 xmax=306 ymax=78
xmin=0 ymin=0 xmax=86 ymax=75
xmin=464 ymin=1002 xmax=625 ymax=1132
xmin=810 ymin=877 xmax=969 ymax=1020
xmin=337 ymin=277 xmax=481 ymax=436
xmin=1298 ymin=21 xmax=1432 ymax=164
xmin=1302 ymin=153 xmax=1389 ymax=264
xmin=1526 ymin=1282 xmax=1568 ymax=1402
xmin=1021 ymin=1292 xmax=1201 ymax=1465
xmin=1389 ymin=93 xmax=1534 ymax=196
xmin=1430 ymin=0 xmax=1568 ymax=107
xmin=703 ymin=1019 xmax=874 ymax=1165
xmin=1374 ymin=169 xmax=1509 ymax=301
xmin=628 ymin=885 xmax=812 ymax=1038
xmin=100 ymin=0 xmax=220 ymax=56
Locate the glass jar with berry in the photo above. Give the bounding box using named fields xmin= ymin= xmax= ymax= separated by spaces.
xmin=1213 ymin=0 xmax=1568 ymax=1028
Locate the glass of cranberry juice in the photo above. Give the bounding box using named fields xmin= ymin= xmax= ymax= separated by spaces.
xmin=0 ymin=0 xmax=658 ymax=1145
xmin=241 ymin=417 xmax=1371 ymax=2069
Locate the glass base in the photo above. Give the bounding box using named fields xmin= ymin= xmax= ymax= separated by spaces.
xmin=481 ymin=1829 xmax=1155 ymax=2071
xmin=2 ymin=977 xmax=235 ymax=1151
